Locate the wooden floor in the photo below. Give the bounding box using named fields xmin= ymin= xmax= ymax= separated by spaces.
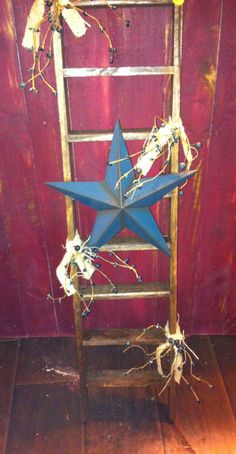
xmin=0 ymin=336 xmax=236 ymax=454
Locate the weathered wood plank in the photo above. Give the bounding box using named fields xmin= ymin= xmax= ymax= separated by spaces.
xmin=85 ymin=344 xmax=164 ymax=453
xmin=1 ymin=0 xmax=236 ymax=338
xmin=0 ymin=0 xmax=61 ymax=337
xmin=0 ymin=341 xmax=20 ymax=454
xmin=99 ymin=236 xmax=169 ymax=251
xmin=6 ymin=384 xmax=84 ymax=454
xmin=87 ymin=369 xmax=162 ymax=387
xmin=63 ymin=66 xmax=174 ymax=77
xmin=69 ymin=129 xmax=150 ymax=142
xmin=178 ymin=0 xmax=230 ymax=335
xmin=0 ymin=341 xmax=20 ymax=385
xmin=211 ymin=336 xmax=236 ymax=418
xmin=160 ymin=337 xmax=236 ymax=453
xmin=86 ymin=388 xmax=165 ymax=454
xmin=84 ymin=327 xmax=164 ymax=346
xmin=79 ymin=0 xmax=171 ymax=5
xmin=80 ymin=282 xmax=170 ymax=300
xmin=15 ymin=338 xmax=77 ymax=385
xmin=187 ymin=0 xmax=236 ymax=334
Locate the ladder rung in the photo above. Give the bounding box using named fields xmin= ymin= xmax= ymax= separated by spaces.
xmin=87 ymin=369 xmax=162 ymax=387
xmin=68 ymin=129 xmax=149 ymax=142
xmin=79 ymin=0 xmax=172 ymax=6
xmin=63 ymin=66 xmax=175 ymax=78
xmin=80 ymin=282 xmax=170 ymax=300
xmin=84 ymin=327 xmax=164 ymax=346
xmin=87 ymin=236 xmax=170 ymax=252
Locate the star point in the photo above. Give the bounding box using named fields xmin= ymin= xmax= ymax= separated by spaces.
xmin=46 ymin=122 xmax=196 ymax=255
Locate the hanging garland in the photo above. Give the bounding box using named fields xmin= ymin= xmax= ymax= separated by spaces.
xmin=20 ymin=0 xmax=128 ymax=94
xmin=47 ymin=230 xmax=142 ymax=317
xmin=108 ymin=116 xmax=201 ymax=198
xmin=124 ymin=318 xmax=214 ymax=402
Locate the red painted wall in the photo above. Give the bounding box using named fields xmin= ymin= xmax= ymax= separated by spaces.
xmin=0 ymin=0 xmax=235 ymax=337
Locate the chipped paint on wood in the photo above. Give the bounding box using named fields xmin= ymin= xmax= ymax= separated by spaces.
xmin=193 ymin=166 xmax=202 ymax=211
xmin=0 ymin=0 xmax=235 ymax=336
xmin=204 ymin=63 xmax=217 ymax=96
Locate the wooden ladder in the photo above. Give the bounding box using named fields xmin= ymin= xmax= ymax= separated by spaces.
xmin=53 ymin=0 xmax=182 ymax=422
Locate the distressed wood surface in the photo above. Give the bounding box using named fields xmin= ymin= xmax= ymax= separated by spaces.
xmin=211 ymin=336 xmax=236 ymax=418
xmin=83 ymin=327 xmax=165 ymax=345
xmin=178 ymin=0 xmax=236 ymax=335
xmin=2 ymin=337 xmax=236 ymax=453
xmin=6 ymin=384 xmax=84 ymax=454
xmin=86 ymin=387 xmax=165 ymax=454
xmin=0 ymin=1 xmax=235 ymax=336
xmin=79 ymin=281 xmax=170 ymax=299
xmin=159 ymin=337 xmax=236 ymax=453
xmin=0 ymin=341 xmax=20 ymax=453
xmin=85 ymin=341 xmax=165 ymax=454
xmin=15 ymin=337 xmax=77 ymax=385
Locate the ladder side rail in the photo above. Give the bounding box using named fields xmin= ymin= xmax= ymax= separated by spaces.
xmin=168 ymin=4 xmax=182 ymax=421
xmin=53 ymin=32 xmax=88 ymax=422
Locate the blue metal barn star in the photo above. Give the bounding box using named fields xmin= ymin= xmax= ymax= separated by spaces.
xmin=47 ymin=121 xmax=196 ymax=255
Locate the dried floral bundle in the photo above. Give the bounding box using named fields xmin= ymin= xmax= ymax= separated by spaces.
xmin=48 ymin=231 xmax=142 ymax=317
xmin=124 ymin=319 xmax=213 ymax=402
xmin=20 ymin=0 xmax=125 ymax=94
xmin=108 ymin=116 xmax=201 ymax=198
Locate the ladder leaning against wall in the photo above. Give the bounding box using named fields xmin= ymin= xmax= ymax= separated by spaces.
xmin=53 ymin=0 xmax=182 ymax=422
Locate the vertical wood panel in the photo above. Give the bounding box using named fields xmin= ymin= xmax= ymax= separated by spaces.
xmin=190 ymin=0 xmax=236 ymax=334
xmin=0 ymin=0 xmax=59 ymax=336
xmin=178 ymin=0 xmax=224 ymax=334
xmin=0 ymin=1 xmax=235 ymax=336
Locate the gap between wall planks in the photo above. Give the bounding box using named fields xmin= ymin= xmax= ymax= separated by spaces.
xmin=0 ymin=1 xmax=235 ymax=338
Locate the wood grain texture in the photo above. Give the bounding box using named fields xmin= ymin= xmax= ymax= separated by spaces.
xmin=1 ymin=337 xmax=236 ymax=453
xmin=211 ymin=336 xmax=236 ymax=418
xmin=178 ymin=0 xmax=224 ymax=335
xmin=85 ymin=342 xmax=164 ymax=454
xmin=0 ymin=341 xmax=20 ymax=453
xmin=86 ymin=387 xmax=164 ymax=454
xmin=179 ymin=0 xmax=236 ymax=335
xmin=6 ymin=384 xmax=84 ymax=454
xmin=15 ymin=337 xmax=77 ymax=385
xmin=0 ymin=0 xmax=64 ymax=337
xmin=161 ymin=337 xmax=236 ymax=453
xmin=87 ymin=369 xmax=162 ymax=387
xmin=187 ymin=0 xmax=236 ymax=335
xmin=80 ymin=282 xmax=170 ymax=300
xmin=83 ymin=327 xmax=165 ymax=346
xmin=0 ymin=1 xmax=235 ymax=336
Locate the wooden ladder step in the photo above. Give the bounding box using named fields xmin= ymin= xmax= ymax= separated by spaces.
xmin=80 ymin=282 xmax=170 ymax=300
xmin=63 ymin=66 xmax=175 ymax=78
xmin=79 ymin=0 xmax=171 ymax=6
xmin=68 ymin=129 xmax=149 ymax=142
xmin=87 ymin=369 xmax=162 ymax=387
xmin=84 ymin=236 xmax=169 ymax=252
xmin=83 ymin=327 xmax=164 ymax=346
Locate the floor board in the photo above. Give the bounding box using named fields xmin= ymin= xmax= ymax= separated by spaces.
xmin=15 ymin=337 xmax=77 ymax=385
xmin=85 ymin=345 xmax=164 ymax=453
xmin=6 ymin=383 xmax=84 ymax=454
xmin=1 ymin=336 xmax=236 ymax=453
xmin=0 ymin=341 xmax=20 ymax=454
xmin=86 ymin=387 xmax=164 ymax=454
xmin=211 ymin=336 xmax=236 ymax=418
xmin=161 ymin=337 xmax=236 ymax=454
